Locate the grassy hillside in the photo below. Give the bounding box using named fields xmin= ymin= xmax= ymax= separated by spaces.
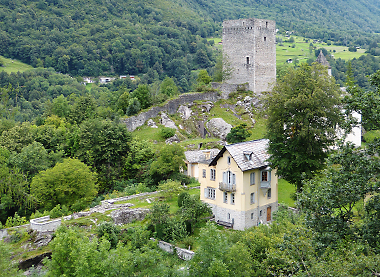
xmin=0 ymin=56 xmax=33 ymax=73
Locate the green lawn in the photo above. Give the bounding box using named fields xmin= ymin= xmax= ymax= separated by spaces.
xmin=278 ymin=178 xmax=296 ymax=207
xmin=0 ymin=55 xmax=33 ymax=73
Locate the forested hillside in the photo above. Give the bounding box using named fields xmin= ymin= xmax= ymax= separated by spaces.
xmin=2 ymin=0 xmax=380 ymax=81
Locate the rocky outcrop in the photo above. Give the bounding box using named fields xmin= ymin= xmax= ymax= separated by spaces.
xmin=206 ymin=118 xmax=232 ymax=140
xmin=109 ymin=208 xmax=149 ymax=225
xmin=165 ymin=134 xmax=180 ymax=144
xmin=147 ymin=119 xmax=158 ymax=128
xmin=160 ymin=112 xmax=178 ymax=130
xmin=177 ymin=105 xmax=192 ymax=120
xmin=122 ymin=91 xmax=220 ymax=131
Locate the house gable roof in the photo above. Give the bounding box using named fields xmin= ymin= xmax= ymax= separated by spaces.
xmin=209 ymin=139 xmax=270 ymax=171
xmin=185 ymin=149 xmax=220 ymax=164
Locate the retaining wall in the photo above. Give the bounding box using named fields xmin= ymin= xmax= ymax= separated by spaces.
xmin=30 ymin=216 xmax=61 ymax=232
xmin=152 ymin=238 xmax=195 ymax=261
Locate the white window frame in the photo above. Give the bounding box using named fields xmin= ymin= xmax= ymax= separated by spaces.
xmin=227 ymin=156 xmax=231 ymax=164
xmin=202 ymin=169 xmax=206 ymax=178
xmin=267 ymin=188 xmax=271 ymax=199
xmin=204 ymin=187 xmax=216 ymax=200
xmin=231 ymin=193 xmax=235 ymax=205
xmin=223 ymin=191 xmax=228 ymax=203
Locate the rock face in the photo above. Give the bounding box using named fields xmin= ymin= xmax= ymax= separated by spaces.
xmin=177 ymin=105 xmax=192 ymax=120
xmin=147 ymin=119 xmax=158 ymax=128
xmin=160 ymin=112 xmax=178 ymax=130
xmin=109 ymin=208 xmax=149 ymax=225
xmin=206 ymin=118 xmax=232 ymax=140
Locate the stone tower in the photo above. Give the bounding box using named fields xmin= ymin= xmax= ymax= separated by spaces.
xmin=223 ymin=18 xmax=276 ymax=93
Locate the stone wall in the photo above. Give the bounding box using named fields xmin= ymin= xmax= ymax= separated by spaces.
xmin=222 ymin=18 xmax=276 ymax=94
xmin=152 ymin=239 xmax=195 ymax=261
xmin=122 ymin=91 xmax=220 ymax=132
xmin=30 ymin=216 xmax=61 ymax=232
xmin=0 ymin=228 xmax=8 ymax=240
xmin=206 ymin=201 xmax=278 ymax=230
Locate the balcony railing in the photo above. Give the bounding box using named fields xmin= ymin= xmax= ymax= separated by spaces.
xmin=219 ymin=182 xmax=236 ymax=192
xmin=260 ymin=181 xmax=271 ymax=189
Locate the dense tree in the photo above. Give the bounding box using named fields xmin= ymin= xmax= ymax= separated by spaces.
xmin=130 ymin=84 xmax=151 ymax=110
xmin=150 ymin=144 xmax=186 ymax=183
xmin=298 ymin=143 xmax=377 ymax=245
xmin=345 ymin=69 xmax=380 ymax=130
xmin=265 ymin=63 xmax=343 ymax=191
xmin=30 ymin=158 xmax=98 ymax=211
xmin=226 ymin=123 xmax=252 ymax=143
xmin=74 ymin=119 xmax=131 ymax=189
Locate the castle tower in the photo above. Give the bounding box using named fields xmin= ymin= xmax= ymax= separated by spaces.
xmin=222 ymin=18 xmax=276 ymax=93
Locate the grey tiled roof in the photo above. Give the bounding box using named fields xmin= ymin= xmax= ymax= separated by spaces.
xmin=185 ymin=149 xmax=220 ymax=163
xmin=210 ymin=139 xmax=270 ymax=171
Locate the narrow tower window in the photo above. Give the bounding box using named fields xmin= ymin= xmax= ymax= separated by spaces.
xmin=246 ymin=57 xmax=250 ymax=64
xmin=264 ymin=37 xmax=267 ymax=42
xmin=266 ymin=21 xmax=268 ymax=28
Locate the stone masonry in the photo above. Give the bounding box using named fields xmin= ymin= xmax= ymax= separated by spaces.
xmin=223 ymin=18 xmax=276 ymax=94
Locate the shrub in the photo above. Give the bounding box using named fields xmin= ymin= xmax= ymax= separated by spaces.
xmin=49 ymin=204 xmax=70 ymax=219
xmin=96 ymin=222 xmax=120 ymax=248
xmin=158 ymin=179 xmax=183 ymax=200
xmin=159 ymin=127 xmax=176 ymax=139
xmin=178 ymin=191 xmax=190 ymax=208
xmin=5 ymin=213 xmax=27 ymax=228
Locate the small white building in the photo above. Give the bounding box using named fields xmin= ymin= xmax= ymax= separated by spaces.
xmin=99 ymin=77 xmax=115 ymax=84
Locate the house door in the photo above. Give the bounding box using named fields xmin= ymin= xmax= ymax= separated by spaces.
xmin=267 ymin=206 xmax=271 ymax=222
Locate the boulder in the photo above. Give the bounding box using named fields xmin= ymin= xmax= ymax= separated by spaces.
xmin=165 ymin=134 xmax=180 ymax=144
xmin=177 ymin=105 xmax=192 ymax=120
xmin=147 ymin=119 xmax=158 ymax=128
xmin=206 ymin=118 xmax=232 ymax=140
xmin=160 ymin=112 xmax=178 ymax=130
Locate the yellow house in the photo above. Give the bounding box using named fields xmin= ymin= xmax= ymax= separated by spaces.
xmin=199 ymin=139 xmax=278 ymax=230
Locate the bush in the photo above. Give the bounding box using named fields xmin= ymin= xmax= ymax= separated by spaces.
xmin=348 ymin=46 xmax=357 ymax=52
xmin=49 ymin=204 xmax=70 ymax=219
xmin=178 ymin=191 xmax=190 ymax=207
xmin=5 ymin=213 xmax=27 ymax=228
xmin=158 ymin=179 xmax=183 ymax=200
xmin=96 ymin=222 xmax=120 ymax=248
xmin=159 ymin=127 xmax=176 ymax=139
xmin=123 ymin=182 xmax=152 ymax=195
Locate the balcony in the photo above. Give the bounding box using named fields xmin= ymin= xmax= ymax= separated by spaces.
xmin=260 ymin=181 xmax=271 ymax=189
xmin=219 ymin=182 xmax=236 ymax=192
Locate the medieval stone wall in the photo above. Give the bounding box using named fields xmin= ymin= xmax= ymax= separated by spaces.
xmin=223 ymin=18 xmax=276 ymax=94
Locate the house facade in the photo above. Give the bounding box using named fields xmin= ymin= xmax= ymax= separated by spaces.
xmin=199 ymin=139 xmax=278 ymax=230
xmin=184 ymin=149 xmax=219 ymax=180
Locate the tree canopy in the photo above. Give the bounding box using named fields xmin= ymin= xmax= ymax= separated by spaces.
xmin=265 ymin=63 xmax=343 ymax=191
xmin=30 ymin=158 xmax=98 ymax=211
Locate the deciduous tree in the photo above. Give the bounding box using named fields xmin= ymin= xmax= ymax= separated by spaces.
xmin=264 ymin=63 xmax=343 ymax=191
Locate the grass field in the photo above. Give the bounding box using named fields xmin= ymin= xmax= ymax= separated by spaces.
xmin=276 ymin=35 xmax=366 ymax=66
xmin=0 ymin=55 xmax=33 ymax=73
xmin=278 ymin=178 xmax=296 ymax=207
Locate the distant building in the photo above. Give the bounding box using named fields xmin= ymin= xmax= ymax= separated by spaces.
xmin=198 ymin=139 xmax=278 ymax=230
xmin=99 ymin=77 xmax=115 ymax=84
